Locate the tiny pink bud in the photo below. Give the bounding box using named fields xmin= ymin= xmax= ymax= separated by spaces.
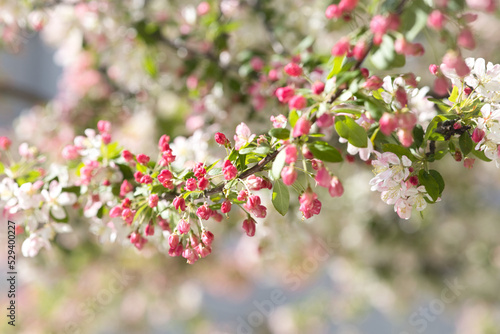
xmin=136 ymin=154 xmax=150 ymax=165
xmin=173 ymin=196 xmax=186 ymax=211
xmin=62 ymin=145 xmax=79 ymax=160
xmin=185 ymin=178 xmax=197 ymax=191
xmin=158 ymin=134 xmax=170 ymax=152
xmin=325 ymin=4 xmax=342 ymax=19
xmin=197 ymin=177 xmax=209 ymax=191
xmin=122 ymin=150 xmax=134 ymax=161
xmin=197 ymin=1 xmax=210 ymax=16
xmin=288 ymin=95 xmax=307 ymax=110
xmin=215 ymin=132 xmax=229 ymax=146
xmin=120 ymin=180 xmax=133 ymax=197
xmin=242 ymin=218 xmax=256 ymax=237
xmin=471 ymin=128 xmax=485 ymax=143
xmin=0 ymin=136 xmax=12 ymax=150
xmin=339 ymin=0 xmax=359 ymax=12
xmin=429 ymin=64 xmax=439 ymax=76
xmin=148 ymin=194 xmax=159 ymax=208
xmin=201 ymin=230 xmax=214 ymax=246
xmin=352 ymin=40 xmax=367 ymax=61
xmin=312 ymin=81 xmax=325 ymax=95
xmin=284 ymin=62 xmax=303 ymax=77
xmin=97 ymin=120 xmax=111 ymax=133
xmin=363 ymin=76 xmax=383 ymax=90
xmin=109 ymin=206 xmax=123 ymax=218
xmin=397 ymin=112 xmax=417 ymax=130
xmin=457 ymin=28 xmax=476 ymax=50
xmin=169 ymin=233 xmax=180 ymax=249
xmin=316 ymin=113 xmax=334 ymax=128
xmin=292 ymin=116 xmax=311 ymax=137
xmin=463 ymin=157 xmax=475 ymax=169
xmin=178 ymin=219 xmax=190 ymax=234
xmin=281 ymin=165 xmax=298 ymax=185
xmin=434 ymin=77 xmax=449 ymax=96
xmin=145 ymin=223 xmax=155 ymax=236
xmin=140 ymin=175 xmax=153 ymax=184
xmin=427 ymin=10 xmax=446 ymax=30
xmin=331 ymin=38 xmax=350 ymax=56
xmin=196 ymin=203 xmax=211 ymax=220
xmin=397 ymin=128 xmax=414 ymax=147
xmin=221 ymin=200 xmax=232 ymax=214
xmin=285 ymin=145 xmax=298 ymax=164
xmin=302 ymin=145 xmax=314 ymax=159
xmin=315 ymin=167 xmax=331 ymax=188
xmin=222 ymin=160 xmax=238 ymax=180
xmin=329 ymin=176 xmax=344 ymax=197
xmin=379 ymin=113 xmax=398 ymax=136
xmin=275 ymin=86 xmax=295 ymax=103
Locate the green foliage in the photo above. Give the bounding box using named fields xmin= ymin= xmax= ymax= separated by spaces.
xmin=271 ymin=149 xmax=287 ymax=180
xmin=307 ymin=141 xmax=343 ymax=163
xmin=335 ymin=116 xmax=368 ymax=148
xmin=272 ymin=180 xmax=289 ymax=216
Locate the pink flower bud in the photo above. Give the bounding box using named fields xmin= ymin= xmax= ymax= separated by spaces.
xmin=463 ymin=157 xmax=475 ymax=169
xmin=325 ymin=4 xmax=342 ymax=19
xmin=464 ymin=86 xmax=472 ymax=95
xmin=329 ymin=176 xmax=344 ymax=197
xmin=339 ymin=0 xmax=359 ymax=12
xmin=281 ymin=165 xmax=298 ymax=185
xmin=120 ymin=180 xmax=133 ymax=197
xmin=466 ymin=0 xmax=496 ymax=12
xmin=331 ymin=38 xmax=350 ymax=56
xmin=379 ymin=113 xmax=398 ymax=136
xmin=158 ymin=169 xmax=173 ymax=185
xmin=121 ymin=198 xmax=131 ymax=208
xmin=197 ymin=177 xmax=209 ymax=190
xmin=363 ymin=76 xmax=383 ymax=90
xmin=288 ymin=95 xmax=307 ymax=110
xmin=285 ymin=145 xmax=298 ymax=164
xmin=397 ymin=112 xmax=417 ymax=130
xmin=215 ymin=132 xmax=229 ymax=146
xmin=284 ymin=62 xmax=303 ymax=77
xmin=302 ymin=145 xmax=314 ymax=159
xmin=145 ymin=223 xmax=155 ymax=236
xmin=157 ymin=217 xmax=170 ymax=231
xmin=442 ymin=52 xmax=470 ymax=77
xmin=387 ymin=13 xmax=401 ymax=30
xmin=196 ymin=244 xmax=212 ymax=258
xmin=130 ymin=231 xmax=140 ymax=244
xmin=122 ymin=150 xmax=133 ymax=161
xmin=0 ymin=136 xmax=12 ymax=150
xmin=315 ymin=167 xmax=331 ymax=188
xmin=471 ymin=128 xmax=485 ymax=143
xmin=173 ymin=196 xmax=186 ymax=211
xmin=185 ymin=178 xmax=197 ymax=191
xmin=242 ymin=218 xmax=256 ymax=237
xmin=434 ymin=77 xmax=449 ymax=95
xmin=109 ymin=206 xmax=123 ymax=217
xmin=101 ymin=133 xmax=112 ymax=144
xmin=178 ymin=219 xmax=190 ymax=234
xmin=182 ymin=247 xmax=198 ymax=264
xmin=427 ymin=10 xmax=446 ymax=30
xmin=360 ymin=68 xmax=369 ymax=78
xmin=221 ymin=199 xmax=232 ymax=214
xmin=429 ymin=64 xmax=439 ymax=76
xmin=121 ymin=208 xmax=136 ymax=225
xmin=197 ymin=203 xmax=211 ymax=220
xmin=316 ymin=113 xmax=334 ymax=128
xmin=237 ymin=189 xmax=248 ymax=201
xmin=168 ymin=243 xmax=183 ymax=257
xmin=140 ymin=175 xmax=153 ymax=184
xmin=148 ymin=194 xmax=159 ymax=208
xmin=292 ymin=116 xmax=311 ymax=137
xmin=352 ymin=40 xmax=368 ymax=61
xmin=201 ymin=230 xmax=214 ymax=246
xmin=398 ymin=128 xmax=414 ymax=147
xmin=250 ymin=57 xmax=264 ymax=71
xmin=62 ymin=145 xmax=79 ymax=160
xmin=457 ymin=28 xmax=476 ymax=50
xmin=275 ymin=86 xmax=295 ymax=103
xmin=168 ymin=233 xmax=180 ymax=249
xmin=136 ymin=154 xmax=150 ymax=165
xmin=395 ymin=87 xmax=408 ymax=107
xmin=197 ymin=1 xmax=210 ymax=16
xmin=194 ymin=163 xmax=207 ymax=178
xmin=158 ymin=134 xmax=170 ymax=152
xmin=370 ymin=15 xmax=389 ymax=35
xmin=222 ymin=160 xmax=238 ymax=180
xmin=312 ymin=81 xmax=325 ymax=95
xmin=97 ymin=120 xmax=111 ymax=133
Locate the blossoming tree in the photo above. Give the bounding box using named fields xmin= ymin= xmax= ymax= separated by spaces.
xmin=1 ymin=0 xmax=499 ymax=268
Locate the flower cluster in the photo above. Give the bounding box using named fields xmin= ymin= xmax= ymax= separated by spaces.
xmin=370 ymin=152 xmax=430 ymax=219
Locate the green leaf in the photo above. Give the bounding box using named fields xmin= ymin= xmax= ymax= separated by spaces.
xmin=412 ymin=125 xmax=425 ymax=148
xmin=271 ymin=149 xmax=287 ymax=180
xmin=61 ymin=186 xmax=81 ymax=196
xmin=345 ymin=116 xmax=368 ymax=148
xmin=289 ymin=109 xmax=299 ymax=127
xmin=418 ymin=170 xmax=440 ymax=202
xmin=428 ymin=170 xmax=445 ymax=194
xmin=228 ymin=149 xmax=238 ymax=162
xmin=272 ymin=180 xmax=290 ymax=216
xmin=472 ymin=148 xmax=492 ymax=162
xmin=327 ymin=55 xmax=345 ymax=79
xmin=117 ymin=163 xmax=134 ymax=180
xmin=102 ymin=141 xmax=122 ymax=160
xmin=448 ymin=85 xmax=459 ymax=103
xmin=144 ymin=57 xmax=158 ymax=78
xmin=401 ymin=5 xmax=429 ymax=40
xmin=208 ymin=167 xmax=222 ymax=176
xmin=0 ymin=162 xmax=4 ymax=175
xmin=16 ymin=170 xmax=42 ymax=186
xmin=136 ymin=163 xmax=147 ymax=174
xmin=459 ymin=132 xmax=473 ymax=156
xmin=370 ymin=34 xmax=406 ymax=70
xmin=307 ymin=141 xmax=343 ymax=163
xmin=382 ymin=144 xmax=416 ymax=161
xmin=269 ymin=128 xmax=290 ymax=140
xmin=334 ymin=116 xmax=350 ymax=139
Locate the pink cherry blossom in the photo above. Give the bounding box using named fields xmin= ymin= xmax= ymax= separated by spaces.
xmin=234 ymin=122 xmax=256 ymax=150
